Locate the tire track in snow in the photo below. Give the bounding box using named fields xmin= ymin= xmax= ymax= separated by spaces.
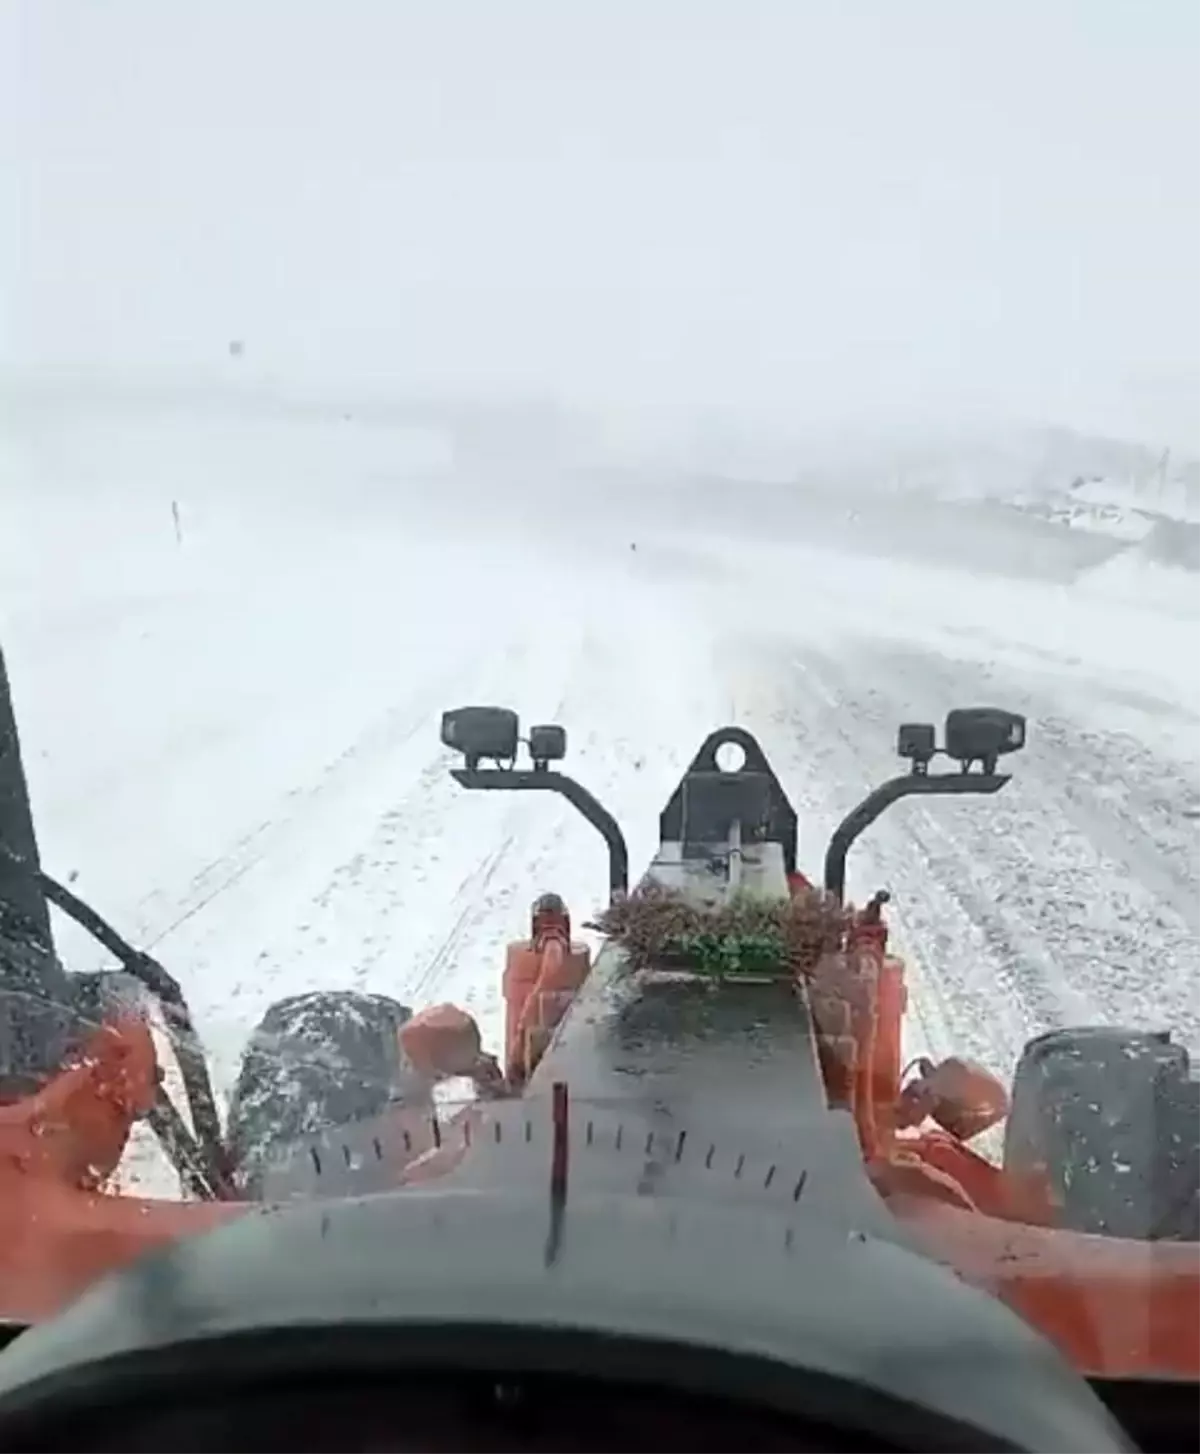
xmin=132 ymin=648 xmax=497 ymax=952
xmin=723 ymin=640 xmax=1041 ymax=1076
xmin=218 ymin=620 xmax=600 ymax=1053
xmin=394 ymin=626 xmax=620 ymax=1023
xmin=864 ymin=647 xmax=1199 ymax=1049
xmin=912 ymin=651 xmax=1198 ymax=931
xmin=1053 ymin=764 xmax=1198 ymax=934
xmin=788 ymin=641 xmax=1197 ymax=1056
xmin=129 ymin=636 xmax=557 ymax=1095
xmin=808 ymin=654 xmax=1098 ymax=1029
xmin=404 ymin=832 xmax=521 ymax=1004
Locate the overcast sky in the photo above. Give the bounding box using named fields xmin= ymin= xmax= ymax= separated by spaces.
xmin=3 ymin=1 xmax=1198 ymax=449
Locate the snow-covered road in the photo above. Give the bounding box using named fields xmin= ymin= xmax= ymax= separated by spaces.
xmin=3 ymin=402 xmax=1197 ymax=1140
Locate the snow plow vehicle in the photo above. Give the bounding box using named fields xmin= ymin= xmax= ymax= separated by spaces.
xmin=0 ymin=642 xmax=1197 ymax=1451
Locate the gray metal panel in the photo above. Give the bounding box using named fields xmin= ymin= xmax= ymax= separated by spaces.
xmin=511 ymin=942 xmax=901 ymax=1238
xmin=245 ymin=942 xmax=898 ymax=1239
xmin=529 ymin=942 xmax=824 ymax=1126
xmin=246 ymin=1094 xmax=438 ymax=1202
xmin=646 ymin=839 xmax=790 ymax=906
xmin=428 ymin=1092 xmax=900 ymax=1238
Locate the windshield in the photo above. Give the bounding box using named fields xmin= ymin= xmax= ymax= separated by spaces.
xmin=1 ymin=0 xmax=1197 ymax=1417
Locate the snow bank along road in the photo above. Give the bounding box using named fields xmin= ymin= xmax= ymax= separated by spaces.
xmin=2 ymin=402 xmax=1196 ymax=1191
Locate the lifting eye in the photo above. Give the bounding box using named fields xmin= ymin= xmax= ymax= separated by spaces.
xmin=714 ymin=740 xmax=746 ymax=773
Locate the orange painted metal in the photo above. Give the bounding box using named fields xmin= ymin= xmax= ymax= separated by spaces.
xmin=0 ymin=1016 xmax=157 ymax=1189
xmin=0 ymin=1015 xmax=472 ymax=1324
xmin=0 ymin=1017 xmax=244 ymax=1323
xmin=891 ymin=1194 xmax=1200 ymax=1381
xmin=502 ymin=894 xmax=590 ymax=1087
xmin=798 ymin=885 xmax=1200 ymax=1382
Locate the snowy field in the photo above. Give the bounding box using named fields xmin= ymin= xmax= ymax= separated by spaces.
xmin=2 ymin=399 xmax=1197 ymax=1191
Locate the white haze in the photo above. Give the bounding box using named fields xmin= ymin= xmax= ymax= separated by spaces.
xmin=3 ymin=0 xmax=1198 ymax=452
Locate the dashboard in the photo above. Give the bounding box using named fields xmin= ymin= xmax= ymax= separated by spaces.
xmin=0 ymin=1186 xmax=1140 ymax=1452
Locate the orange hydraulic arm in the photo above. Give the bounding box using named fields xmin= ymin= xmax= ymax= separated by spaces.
xmin=502 ymin=893 xmax=591 ymax=1089
xmin=807 ymin=883 xmax=1032 ymax=1215
xmin=802 ymin=884 xmax=1200 ymax=1380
